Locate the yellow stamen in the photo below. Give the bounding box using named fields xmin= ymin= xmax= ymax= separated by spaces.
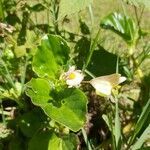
xmin=68 ymin=73 xmax=76 ymax=79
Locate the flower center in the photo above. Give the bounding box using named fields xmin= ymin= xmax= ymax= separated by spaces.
xmin=68 ymin=72 xmax=76 ymax=79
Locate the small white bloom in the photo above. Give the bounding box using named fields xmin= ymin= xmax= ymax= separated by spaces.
xmin=90 ymin=74 xmax=126 ymax=97
xmin=61 ymin=66 xmax=84 ymax=88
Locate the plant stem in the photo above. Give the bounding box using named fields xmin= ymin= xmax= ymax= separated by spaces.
xmin=21 ymin=56 xmax=28 ymax=94
xmin=120 ymin=0 xmax=127 ymax=16
xmin=81 ymin=128 xmax=93 ymax=150
xmin=88 ymin=4 xmax=94 ymax=28
xmin=129 ymin=47 xmax=143 ymax=79
xmin=0 ymin=59 xmax=24 ymax=108
xmin=52 ymin=0 xmax=59 ymax=34
xmin=108 ymin=112 xmax=116 ymax=150
xmin=133 ymin=5 xmax=144 ymax=29
xmin=34 ymin=13 xmax=38 ymax=25
xmin=85 ymin=69 xmax=95 ymax=79
xmin=116 ymin=56 xmax=119 ymax=74
xmin=47 ymin=3 xmax=50 ymax=25
xmin=83 ymin=28 xmax=101 ymax=71
xmin=131 ymin=56 xmax=143 ymax=79
xmin=0 ymin=59 xmax=16 ymax=90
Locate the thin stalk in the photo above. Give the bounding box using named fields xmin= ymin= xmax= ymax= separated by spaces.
xmin=120 ymin=0 xmax=127 ymax=16
xmin=133 ymin=5 xmax=145 ymax=28
xmin=116 ymin=56 xmax=119 ymax=74
xmin=138 ymin=6 xmax=144 ymax=28
xmin=133 ymin=6 xmax=139 ymax=26
xmin=114 ymin=98 xmax=121 ymax=150
xmin=85 ymin=69 xmax=95 ymax=79
xmin=88 ymin=4 xmax=94 ymax=28
xmin=108 ymin=112 xmax=116 ymax=150
xmin=83 ymin=28 xmax=101 ymax=71
xmin=47 ymin=5 xmax=50 ymax=25
xmin=129 ymin=46 xmax=143 ymax=79
xmin=0 ymin=59 xmax=16 ymax=90
xmin=81 ymin=128 xmax=93 ymax=150
xmin=52 ymin=0 xmax=59 ymax=34
xmin=34 ymin=13 xmax=38 ymax=25
xmin=0 ymin=59 xmax=23 ymax=108
xmin=21 ymin=56 xmax=28 ymax=94
xmin=131 ymin=56 xmax=143 ymax=79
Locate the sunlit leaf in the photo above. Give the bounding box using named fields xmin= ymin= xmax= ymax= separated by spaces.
xmin=25 ymin=78 xmax=52 ymax=106
xmin=100 ymin=12 xmax=138 ymax=46
xmin=32 ymin=35 xmax=70 ymax=79
xmin=26 ymin=78 xmax=87 ymax=132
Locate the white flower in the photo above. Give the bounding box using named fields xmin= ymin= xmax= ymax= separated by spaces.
xmin=61 ymin=66 xmax=84 ymax=88
xmin=90 ymin=73 xmax=126 ymax=97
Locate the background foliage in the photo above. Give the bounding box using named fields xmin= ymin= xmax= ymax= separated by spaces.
xmin=0 ymin=0 xmax=150 ymax=150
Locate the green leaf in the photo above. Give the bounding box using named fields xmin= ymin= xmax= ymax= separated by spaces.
xmin=132 ymin=124 xmax=150 ymax=150
xmin=100 ymin=12 xmax=138 ymax=46
xmin=32 ymin=34 xmax=70 ymax=79
xmin=26 ymin=78 xmax=87 ymax=132
xmin=18 ymin=109 xmax=47 ymax=137
xmin=28 ymin=130 xmax=77 ymax=150
xmin=59 ymin=0 xmax=93 ymax=19
xmin=26 ymin=78 xmax=52 ymax=106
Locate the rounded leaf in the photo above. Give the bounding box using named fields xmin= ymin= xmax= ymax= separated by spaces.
xmin=26 ymin=78 xmax=88 ymax=131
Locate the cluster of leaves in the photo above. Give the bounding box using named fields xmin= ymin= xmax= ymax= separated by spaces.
xmin=0 ymin=0 xmax=150 ymax=150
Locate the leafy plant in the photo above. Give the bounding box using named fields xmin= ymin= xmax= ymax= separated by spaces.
xmin=100 ymin=12 xmax=139 ymax=47
xmin=0 ymin=0 xmax=150 ymax=149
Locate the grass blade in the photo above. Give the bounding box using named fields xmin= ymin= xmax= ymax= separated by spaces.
xmin=114 ymin=99 xmax=121 ymax=150
xmin=131 ymin=124 xmax=150 ymax=150
xmin=129 ymin=98 xmax=150 ymax=145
